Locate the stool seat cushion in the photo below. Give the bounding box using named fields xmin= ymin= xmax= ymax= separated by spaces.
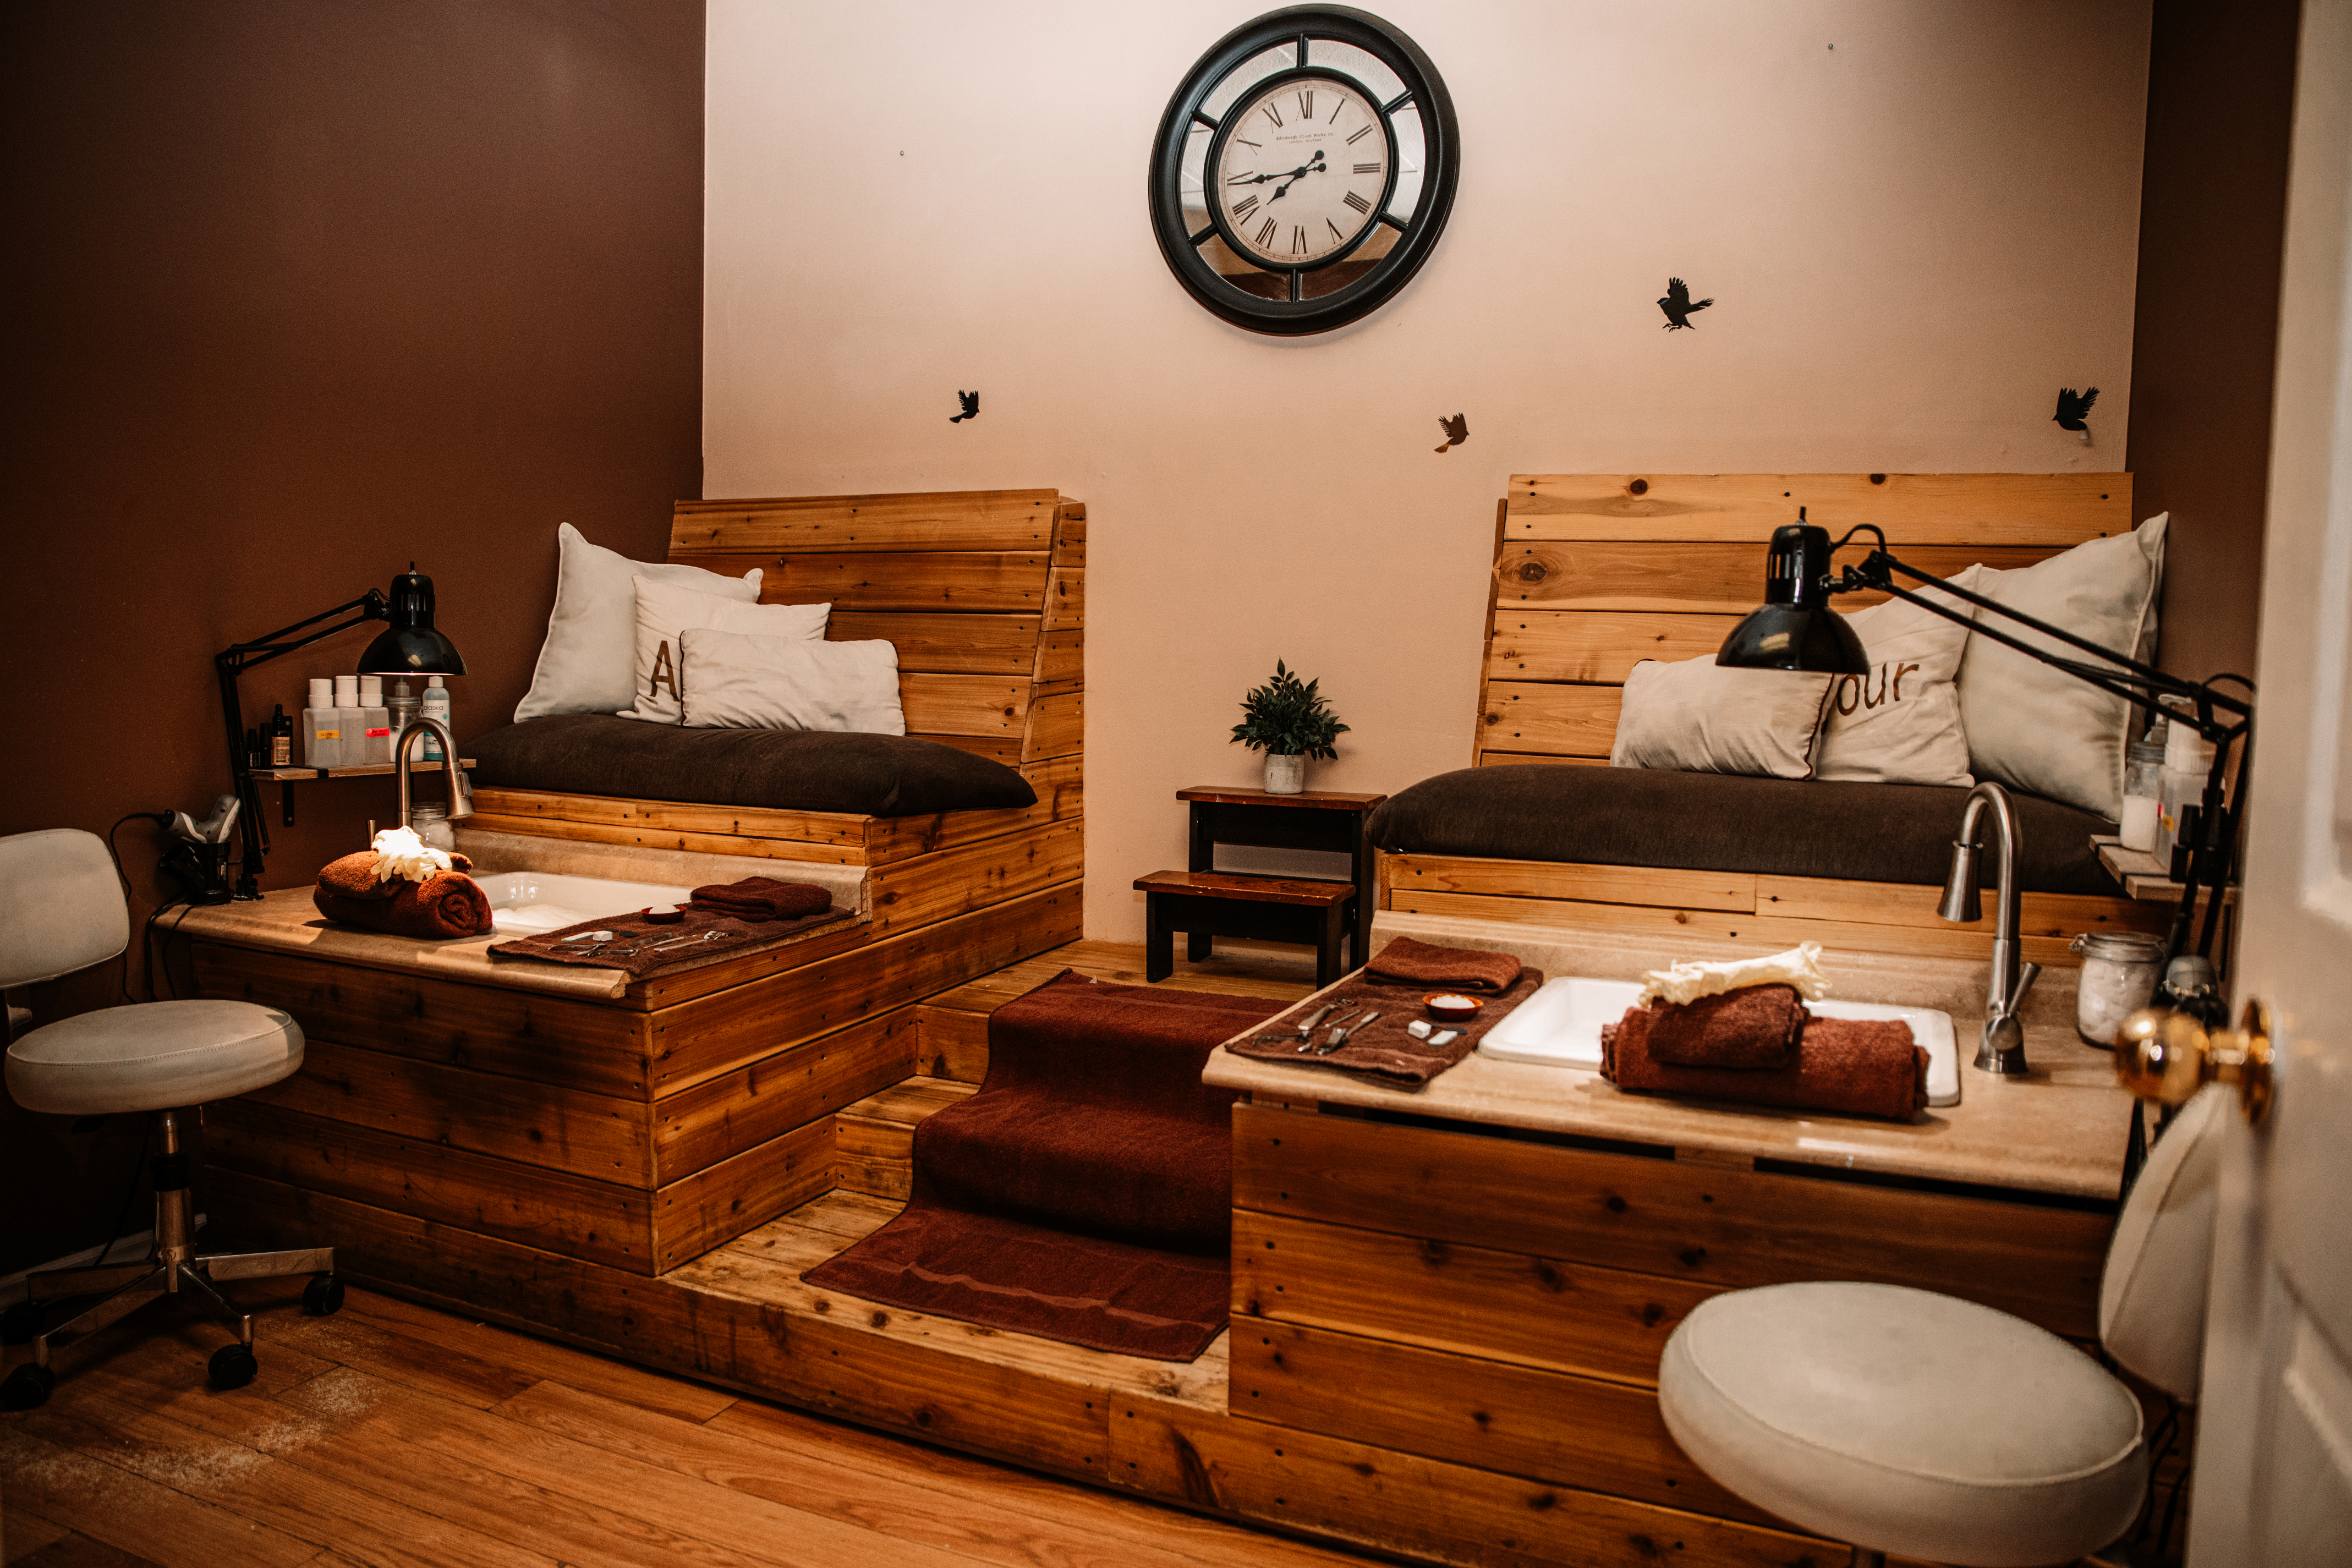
xmin=6 ymin=1000 xmax=304 ymax=1116
xmin=1658 ymin=1281 xmax=2146 ymax=1567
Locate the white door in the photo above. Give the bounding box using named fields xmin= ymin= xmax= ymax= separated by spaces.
xmin=2187 ymin=2 xmax=2352 ymax=1561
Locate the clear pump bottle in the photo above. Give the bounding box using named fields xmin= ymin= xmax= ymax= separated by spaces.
xmin=419 ymin=676 xmax=450 ymax=762
xmin=303 ymin=677 xmax=342 ymax=769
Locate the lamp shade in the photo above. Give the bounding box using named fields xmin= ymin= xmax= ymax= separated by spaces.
xmin=1714 ymin=519 xmax=1869 ymax=675
xmin=358 ymin=565 xmax=467 ymax=677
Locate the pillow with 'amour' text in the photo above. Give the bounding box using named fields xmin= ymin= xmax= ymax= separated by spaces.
xmin=1813 ymin=569 xmax=1982 ymax=787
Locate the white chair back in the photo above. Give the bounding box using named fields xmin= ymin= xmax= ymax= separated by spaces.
xmin=2101 ymin=1085 xmax=2229 ymax=1400
xmin=0 ymin=830 xmax=131 ymax=988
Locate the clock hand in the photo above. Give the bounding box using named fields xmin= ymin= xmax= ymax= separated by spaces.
xmin=1268 ymin=153 xmax=1327 ymax=202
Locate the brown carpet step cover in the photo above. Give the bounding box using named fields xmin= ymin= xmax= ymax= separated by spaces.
xmin=803 ymin=971 xmax=1283 ymax=1361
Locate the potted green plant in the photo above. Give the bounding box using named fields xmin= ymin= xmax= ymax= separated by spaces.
xmin=1230 ymin=660 xmax=1350 ymax=794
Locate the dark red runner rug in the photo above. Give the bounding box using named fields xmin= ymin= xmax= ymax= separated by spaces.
xmin=802 ymin=971 xmax=1283 ymax=1361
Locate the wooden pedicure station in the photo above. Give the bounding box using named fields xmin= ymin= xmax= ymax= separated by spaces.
xmin=171 ymin=486 xmax=2145 ymax=1568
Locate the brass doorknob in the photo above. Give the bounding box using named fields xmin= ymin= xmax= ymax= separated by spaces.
xmin=2114 ymin=999 xmax=2273 ymax=1124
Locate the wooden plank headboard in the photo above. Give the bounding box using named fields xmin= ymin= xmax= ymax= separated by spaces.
xmin=668 ymin=489 xmax=1084 ymax=771
xmin=1473 ymin=472 xmax=2132 ymax=766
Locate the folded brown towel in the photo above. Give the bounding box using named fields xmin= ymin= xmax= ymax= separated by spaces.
xmin=1365 ymin=935 xmax=1523 ymax=995
xmin=1603 ymin=1007 xmax=1926 ymax=1121
xmin=314 ymin=870 xmax=492 ymax=939
xmin=316 ymin=848 xmax=474 ymax=902
xmin=1642 ymin=984 xmax=1806 ymax=1069
xmin=688 ymin=876 xmax=831 ymax=922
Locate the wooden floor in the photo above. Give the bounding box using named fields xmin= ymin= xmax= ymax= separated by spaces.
xmin=0 ymin=1273 xmax=1379 ymax=1568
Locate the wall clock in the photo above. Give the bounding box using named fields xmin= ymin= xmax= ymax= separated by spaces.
xmin=1148 ymin=6 xmax=1459 ymax=336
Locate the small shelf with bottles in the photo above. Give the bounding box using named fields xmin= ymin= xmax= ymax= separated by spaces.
xmin=244 ymin=759 xmax=474 ymax=782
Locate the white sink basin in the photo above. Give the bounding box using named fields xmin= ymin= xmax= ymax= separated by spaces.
xmin=473 ymin=870 xmax=697 ymax=936
xmin=1480 ymin=976 xmax=1960 ymax=1107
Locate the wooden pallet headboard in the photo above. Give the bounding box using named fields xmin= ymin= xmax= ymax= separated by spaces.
xmin=668 ymin=489 xmax=1084 ymax=770
xmin=1472 ymin=472 xmax=2134 ymax=766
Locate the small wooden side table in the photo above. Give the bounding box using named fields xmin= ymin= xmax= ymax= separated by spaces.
xmin=1176 ymin=785 xmax=1387 ymax=969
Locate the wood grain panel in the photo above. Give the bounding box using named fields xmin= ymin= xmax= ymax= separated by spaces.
xmin=914 ymin=733 xmax=1024 ymax=764
xmin=1487 ymin=610 xmax=1744 ymax=684
xmin=239 ymin=1038 xmax=651 ymax=1183
xmin=671 ymin=551 xmax=1050 ymax=613
xmin=1383 ymin=851 xmax=1756 ymax=913
xmin=652 ymin=1116 xmax=834 ymax=1269
xmin=465 ymin=787 xmax=869 ymax=849
xmin=864 ymin=821 xmax=1082 ymax=938
xmin=1232 ymin=1209 xmax=1709 ymax=1385
xmin=207 ymin=1100 xmax=653 ymax=1271
xmin=1109 ymin=1397 xmax=1834 ymax=1568
xmin=1505 ymin=472 xmax=2130 ymax=545
xmin=1494 ymin=541 xmax=2062 ymax=612
xmin=1756 ymin=874 xmax=2172 ymax=939
xmin=461 ymin=810 xmax=868 ymax=866
xmin=1022 ymin=690 xmax=1083 ymax=762
xmin=1227 ymin=1315 xmax=1769 ymax=1524
xmin=670 ymin=489 xmax=1061 ymax=554
xmin=1472 ymin=752 xmax=1608 ymax=767
xmin=1033 ymin=628 xmax=1083 ymax=689
xmin=827 ymin=611 xmax=1041 ymax=674
xmin=1043 ymin=567 xmax=1084 ymax=632
xmin=191 ymin=945 xmax=650 ymax=1096
xmin=914 ymin=1002 xmax=990 ymax=1082
xmin=1233 ymin=1104 xmax=2110 ymax=1337
xmin=1478 ymin=682 xmax=1621 ymax=756
xmin=650 ymin=884 xmax=1082 ymax=1096
xmin=652 ymin=1005 xmax=919 ymax=1180
xmin=899 ymin=673 xmax=1030 ymax=736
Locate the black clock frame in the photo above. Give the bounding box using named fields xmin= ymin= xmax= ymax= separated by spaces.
xmin=1149 ymin=6 xmax=1459 ymax=336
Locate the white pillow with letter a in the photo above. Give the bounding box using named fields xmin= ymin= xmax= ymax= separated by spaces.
xmin=617 ymin=577 xmax=830 ymax=725
xmin=514 ymin=522 xmax=761 ymax=722
xmin=1814 ymin=569 xmax=1982 ymax=786
xmin=680 ymin=628 xmax=907 ymax=734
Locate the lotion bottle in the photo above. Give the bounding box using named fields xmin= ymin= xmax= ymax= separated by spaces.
xmin=303 ymin=677 xmax=342 ymax=769
xmin=358 ymin=675 xmax=391 ymax=765
xmin=419 ymin=676 xmax=450 ymax=762
xmin=332 ymin=675 xmax=363 ymax=774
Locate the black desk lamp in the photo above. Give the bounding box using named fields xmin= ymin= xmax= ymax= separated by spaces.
xmin=1716 ymin=514 xmax=2252 ymax=963
xmin=214 ymin=566 xmax=466 ymax=901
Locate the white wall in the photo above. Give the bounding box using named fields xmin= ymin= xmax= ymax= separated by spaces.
xmin=705 ymin=0 xmax=2152 ymax=941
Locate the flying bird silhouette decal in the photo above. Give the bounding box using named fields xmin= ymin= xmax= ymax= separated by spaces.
xmin=1658 ymin=277 xmax=1713 ymax=330
xmin=950 ymin=390 xmax=979 ymax=424
xmin=1434 ymin=414 xmax=1468 ymax=453
xmin=2053 ymin=386 xmax=2098 ymax=432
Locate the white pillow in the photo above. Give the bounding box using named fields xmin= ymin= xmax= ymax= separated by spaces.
xmin=679 ymin=628 xmax=906 ymax=734
xmin=618 ymin=578 xmax=830 ymax=725
xmin=514 ymin=523 xmax=761 ymax=722
xmin=1611 ymin=659 xmax=1836 ymax=779
xmin=1814 ymin=569 xmax=1982 ymax=787
xmin=1956 ymin=514 xmax=2167 ymax=819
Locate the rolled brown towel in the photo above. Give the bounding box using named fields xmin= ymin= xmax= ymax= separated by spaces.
xmin=1365 ymin=935 xmax=1523 ymax=994
xmin=1603 ymin=1007 xmax=1926 ymax=1121
xmin=1642 ymin=984 xmax=1806 ymax=1069
xmin=688 ymin=876 xmax=830 ymax=922
xmin=314 ymin=870 xmax=492 ymax=939
xmin=317 ymin=848 xmax=473 ymax=901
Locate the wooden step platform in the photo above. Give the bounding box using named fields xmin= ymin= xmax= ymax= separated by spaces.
xmin=1134 ymin=871 xmax=1357 ymax=988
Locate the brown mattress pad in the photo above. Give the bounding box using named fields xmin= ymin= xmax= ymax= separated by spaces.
xmin=1365 ymin=766 xmax=2121 ymax=897
xmin=468 ymin=714 xmax=1037 ymax=818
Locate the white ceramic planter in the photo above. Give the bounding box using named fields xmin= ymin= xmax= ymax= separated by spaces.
xmin=1264 ymin=753 xmax=1307 ymax=794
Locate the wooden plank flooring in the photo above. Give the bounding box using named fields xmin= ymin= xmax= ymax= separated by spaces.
xmin=2 ymin=1275 xmax=1378 ymax=1568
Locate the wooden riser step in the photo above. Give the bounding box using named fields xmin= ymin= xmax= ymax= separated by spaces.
xmin=835 ymin=1075 xmax=975 ymax=1200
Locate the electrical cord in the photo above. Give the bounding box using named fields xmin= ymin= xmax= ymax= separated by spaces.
xmin=103 ymin=813 xmax=156 ymax=1005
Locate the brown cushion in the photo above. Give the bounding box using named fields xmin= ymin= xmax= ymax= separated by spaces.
xmin=468 ymin=714 xmax=1037 ymax=818
xmin=1366 ymin=766 xmax=2121 ymax=897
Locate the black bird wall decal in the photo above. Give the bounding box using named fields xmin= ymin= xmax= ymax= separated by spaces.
xmin=1434 ymin=413 xmax=1468 ymax=453
xmin=950 ymin=390 xmax=979 ymax=424
xmin=1658 ymin=277 xmax=1713 ymax=330
xmin=2053 ymin=386 xmax=2098 ymax=432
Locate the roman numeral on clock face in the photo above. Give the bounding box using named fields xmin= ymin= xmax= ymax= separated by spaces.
xmin=1343 ymin=190 xmax=1372 ymax=214
xmin=1226 ymin=170 xmax=1257 ymax=184
xmin=1262 ymin=102 xmax=1284 ymax=128
xmin=1232 ymin=195 xmax=1259 ymax=221
xmin=1298 ymin=90 xmax=1314 ymax=119
xmin=1346 ymin=123 xmax=1373 ymax=144
xmin=1292 ymin=225 xmax=1307 ymax=254
xmin=1327 ymin=218 xmax=1345 ymax=240
xmin=1255 ymin=216 xmax=1278 ymax=248
xmin=1354 ymin=162 xmax=1380 ymax=174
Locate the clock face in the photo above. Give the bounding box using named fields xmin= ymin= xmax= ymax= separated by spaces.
xmin=1148 ymin=7 xmax=1458 ymax=336
xmin=1212 ymin=74 xmax=1395 ymax=269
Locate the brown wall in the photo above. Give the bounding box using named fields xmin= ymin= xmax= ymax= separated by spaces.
xmin=1 ymin=1 xmax=704 ymax=1274
xmin=2128 ymin=0 xmax=2299 ymax=682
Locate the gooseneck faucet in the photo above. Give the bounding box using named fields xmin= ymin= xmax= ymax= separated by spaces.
xmin=393 ymin=715 xmax=474 ymax=833
xmin=1939 ymin=781 xmax=2040 ymax=1075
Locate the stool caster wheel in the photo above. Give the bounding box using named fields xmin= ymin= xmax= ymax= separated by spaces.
xmin=1 ymin=1300 xmax=41 ymax=1345
xmin=0 ymin=1362 xmax=55 ymax=1411
xmin=302 ymin=1274 xmax=344 ymax=1317
xmin=207 ymin=1342 xmax=257 ymax=1392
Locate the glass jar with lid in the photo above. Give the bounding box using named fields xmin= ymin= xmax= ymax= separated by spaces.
xmin=408 ymin=803 xmax=456 ymax=855
xmin=2070 ymin=931 xmax=2168 ymax=1047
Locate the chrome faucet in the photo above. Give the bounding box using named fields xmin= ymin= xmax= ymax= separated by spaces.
xmin=1938 ymin=781 xmax=2040 ymax=1075
xmin=392 ymin=715 xmax=473 ymax=832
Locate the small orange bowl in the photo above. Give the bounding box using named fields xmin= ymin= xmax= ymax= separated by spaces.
xmin=641 ymin=904 xmax=686 ymax=924
xmin=1424 ymin=993 xmax=1483 ymax=1023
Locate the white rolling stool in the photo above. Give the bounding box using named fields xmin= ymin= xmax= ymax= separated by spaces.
xmin=1 ymin=828 xmax=342 ymax=1411
xmin=1658 ymin=1087 xmax=2225 ymax=1568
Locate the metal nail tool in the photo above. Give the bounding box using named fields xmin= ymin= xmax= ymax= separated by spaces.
xmin=1318 ymin=1010 xmax=1381 ymax=1054
xmin=1300 ymin=1007 xmax=1363 ymax=1052
xmin=561 ymin=930 xmax=616 ymax=943
xmin=1254 ymin=1001 xmax=1341 ymax=1048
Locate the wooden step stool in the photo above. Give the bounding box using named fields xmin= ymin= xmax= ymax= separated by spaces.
xmin=1133 ymin=870 xmax=1356 ymax=988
